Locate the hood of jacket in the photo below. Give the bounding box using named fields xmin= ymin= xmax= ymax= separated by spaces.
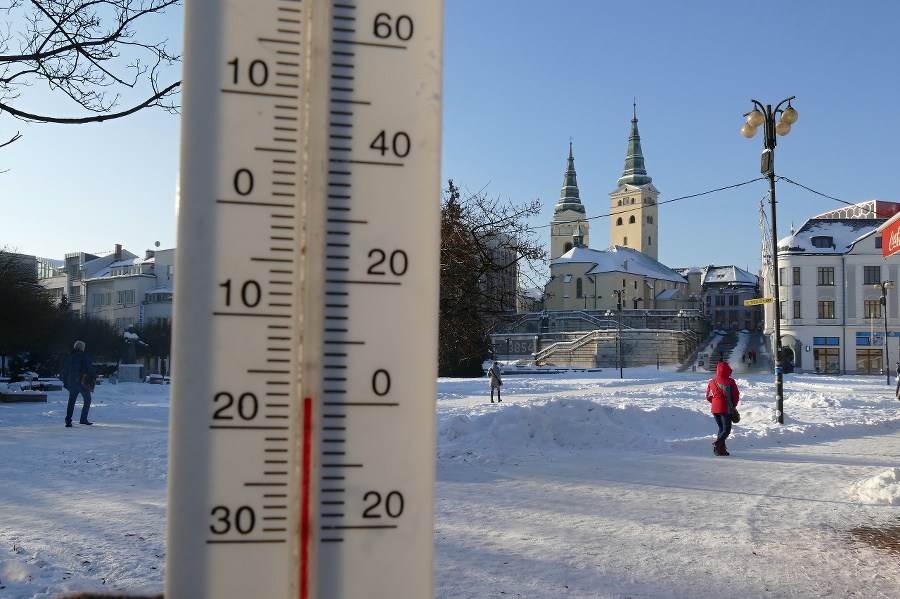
xmin=716 ymin=361 xmax=732 ymax=382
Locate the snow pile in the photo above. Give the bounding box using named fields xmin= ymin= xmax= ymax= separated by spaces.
xmin=850 ymin=468 xmax=900 ymax=505
xmin=437 ymin=397 xmax=710 ymax=463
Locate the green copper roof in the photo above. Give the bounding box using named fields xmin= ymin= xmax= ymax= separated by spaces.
xmin=555 ymin=142 xmax=586 ymax=214
xmin=573 ymin=222 xmax=586 ymax=248
xmin=617 ymin=103 xmax=653 ymax=187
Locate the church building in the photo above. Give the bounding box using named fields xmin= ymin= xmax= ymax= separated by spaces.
xmin=543 ymin=107 xmax=691 ymax=312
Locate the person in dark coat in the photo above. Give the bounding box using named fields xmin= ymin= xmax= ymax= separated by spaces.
xmin=62 ymin=340 xmax=97 ymax=426
xmin=487 ymin=361 xmax=503 ymax=403
xmin=706 ymin=361 xmax=740 ymax=456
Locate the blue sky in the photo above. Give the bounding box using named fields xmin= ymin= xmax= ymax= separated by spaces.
xmin=4 ymin=0 xmax=900 ymax=274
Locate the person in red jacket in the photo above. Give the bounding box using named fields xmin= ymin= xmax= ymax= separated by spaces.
xmin=706 ymin=361 xmax=740 ymax=456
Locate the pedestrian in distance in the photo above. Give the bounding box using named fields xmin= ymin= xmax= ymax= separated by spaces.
xmin=487 ymin=361 xmax=503 ymax=403
xmin=62 ymin=340 xmax=97 ymax=427
xmin=895 ymin=362 xmax=900 ymax=400
xmin=706 ymin=361 xmax=740 ymax=456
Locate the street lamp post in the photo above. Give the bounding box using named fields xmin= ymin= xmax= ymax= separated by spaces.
xmin=742 ymin=96 xmax=798 ymax=425
xmin=655 ymin=332 xmax=660 ymax=370
xmin=877 ymin=280 xmax=895 ymax=385
xmin=612 ymin=289 xmax=626 ymax=378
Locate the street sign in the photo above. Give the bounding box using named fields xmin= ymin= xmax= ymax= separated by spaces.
xmin=744 ymin=297 xmax=774 ymax=306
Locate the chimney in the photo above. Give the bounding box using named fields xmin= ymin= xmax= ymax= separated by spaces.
xmin=115 ymin=244 xmax=122 ymax=261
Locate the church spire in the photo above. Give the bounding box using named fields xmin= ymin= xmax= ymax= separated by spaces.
xmin=617 ymin=102 xmax=653 ymax=187
xmin=555 ymin=141 xmax=585 ymax=215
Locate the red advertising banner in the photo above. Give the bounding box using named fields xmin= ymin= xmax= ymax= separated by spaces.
xmin=883 ymin=218 xmax=900 ymax=258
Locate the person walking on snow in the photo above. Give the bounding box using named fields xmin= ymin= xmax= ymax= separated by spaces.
xmin=487 ymin=361 xmax=503 ymax=403
xmin=706 ymin=361 xmax=740 ymax=456
xmin=62 ymin=340 xmax=97 ymax=427
xmin=894 ymin=361 xmax=900 ymax=399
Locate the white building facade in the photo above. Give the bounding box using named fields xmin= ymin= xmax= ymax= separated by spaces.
xmin=82 ymin=248 xmax=175 ymax=330
xmin=764 ymin=201 xmax=900 ymax=374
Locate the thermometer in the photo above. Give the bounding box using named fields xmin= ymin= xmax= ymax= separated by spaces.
xmin=165 ymin=0 xmax=442 ymax=596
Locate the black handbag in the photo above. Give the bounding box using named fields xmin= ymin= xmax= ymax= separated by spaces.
xmin=727 ymin=396 xmax=740 ymax=423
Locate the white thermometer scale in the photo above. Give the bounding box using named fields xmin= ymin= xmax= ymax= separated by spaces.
xmin=165 ymin=0 xmax=442 ymax=596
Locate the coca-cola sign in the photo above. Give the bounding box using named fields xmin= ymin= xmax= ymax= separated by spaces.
xmin=883 ymin=218 xmax=900 ymax=258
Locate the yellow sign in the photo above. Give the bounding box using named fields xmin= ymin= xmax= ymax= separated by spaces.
xmin=744 ymin=297 xmax=774 ymax=306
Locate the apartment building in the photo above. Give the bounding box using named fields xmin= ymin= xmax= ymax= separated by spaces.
xmin=763 ymin=201 xmax=900 ymax=374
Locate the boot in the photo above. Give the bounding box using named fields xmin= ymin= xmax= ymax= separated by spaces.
xmin=717 ymin=440 xmax=730 ymax=456
xmin=712 ymin=441 xmax=720 ymax=456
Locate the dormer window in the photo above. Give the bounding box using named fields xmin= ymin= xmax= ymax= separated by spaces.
xmin=811 ymin=236 xmax=834 ymax=248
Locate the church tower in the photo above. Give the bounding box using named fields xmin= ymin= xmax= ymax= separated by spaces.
xmin=550 ymin=142 xmax=589 ymax=260
xmin=609 ymin=104 xmax=659 ymax=261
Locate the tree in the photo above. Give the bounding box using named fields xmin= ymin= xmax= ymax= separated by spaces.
xmin=439 ymin=180 xmax=547 ymax=376
xmin=0 ymin=249 xmax=57 ymax=375
xmin=0 ymin=0 xmax=181 ymax=145
xmin=138 ymin=318 xmax=171 ymax=373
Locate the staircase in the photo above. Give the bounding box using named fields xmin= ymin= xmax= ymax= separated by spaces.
xmin=710 ymin=332 xmax=738 ymax=368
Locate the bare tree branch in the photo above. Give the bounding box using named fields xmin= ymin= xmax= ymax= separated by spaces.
xmin=0 ymin=78 xmax=178 ymax=122
xmin=0 ymin=0 xmax=181 ymax=125
xmin=0 ymin=128 xmax=19 ymax=146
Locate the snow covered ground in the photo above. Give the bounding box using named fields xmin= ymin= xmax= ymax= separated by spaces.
xmin=3 ymin=355 xmax=900 ymax=598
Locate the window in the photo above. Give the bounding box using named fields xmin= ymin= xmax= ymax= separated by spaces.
xmin=563 ymin=242 xmax=573 ymax=253
xmin=623 ymin=236 xmax=628 ymax=245
xmin=857 ymin=332 xmax=883 ymax=346
xmin=792 ymin=267 xmax=801 ymax=285
xmin=117 ymin=289 xmax=136 ymax=304
xmin=146 ymin=292 xmax=173 ymax=303
xmin=876 ymin=237 xmax=883 ymax=249
xmin=563 ymin=274 xmax=572 ymax=283
xmin=857 ymin=349 xmax=883 ymax=374
xmin=818 ymin=301 xmax=835 ymax=319
xmin=728 ymin=295 xmax=740 ymax=306
xmin=793 ymin=300 xmax=801 ymax=318
xmin=629 ymin=215 xmax=636 ymax=224
xmin=616 ymin=217 xmax=623 ymax=226
xmin=817 ymin=267 xmax=835 ymax=286
xmin=648 ymin=236 xmax=652 ymax=246
xmin=646 ymin=216 xmax=653 ymax=224
xmin=813 ymin=348 xmax=840 ymax=374
xmin=715 ymin=295 xmax=726 ymax=306
xmin=779 ymin=268 xmax=785 ymax=284
xmin=864 ymin=266 xmax=881 ymax=285
xmin=813 ymin=337 xmax=840 ymax=345
xmin=864 ymin=299 xmax=881 ymax=319
xmin=115 ymin=317 xmax=136 ymax=331
xmin=576 ymin=278 xmax=583 ymax=298
xmin=812 ymin=236 xmax=834 ymax=248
